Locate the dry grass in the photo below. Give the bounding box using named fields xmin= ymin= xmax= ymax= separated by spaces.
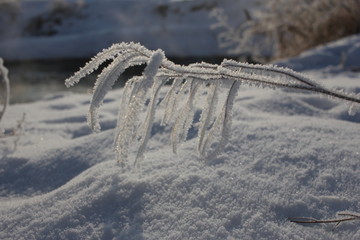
xmin=212 ymin=0 xmax=360 ymax=61
xmin=265 ymin=0 xmax=360 ymax=59
xmin=289 ymin=212 xmax=360 ymax=230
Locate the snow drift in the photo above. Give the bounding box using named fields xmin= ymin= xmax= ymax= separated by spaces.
xmin=1 ymin=34 xmax=360 ymax=239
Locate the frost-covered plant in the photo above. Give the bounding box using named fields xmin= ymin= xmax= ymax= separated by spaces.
xmin=66 ymin=42 xmax=360 ymax=165
xmin=0 ymin=58 xmax=10 ymax=128
xmin=0 ymin=59 xmax=25 ymax=157
xmin=211 ymin=0 xmax=360 ymax=60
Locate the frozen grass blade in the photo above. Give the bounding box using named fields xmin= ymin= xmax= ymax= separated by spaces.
xmin=65 ymin=42 xmax=360 ymax=165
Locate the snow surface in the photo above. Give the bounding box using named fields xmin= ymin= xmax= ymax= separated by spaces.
xmin=0 ymin=0 xmax=254 ymax=61
xmin=1 ymin=34 xmax=360 ymax=239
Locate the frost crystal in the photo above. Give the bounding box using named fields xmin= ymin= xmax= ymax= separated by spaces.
xmin=66 ymin=42 xmax=360 ymax=165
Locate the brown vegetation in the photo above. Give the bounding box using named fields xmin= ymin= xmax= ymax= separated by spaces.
xmin=212 ymin=0 xmax=360 ymax=61
xmin=264 ymin=0 xmax=360 ymax=59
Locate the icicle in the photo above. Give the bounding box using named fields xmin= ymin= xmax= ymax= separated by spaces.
xmin=201 ymin=81 xmax=241 ymax=161
xmin=114 ymin=49 xmax=164 ymax=163
xmin=114 ymin=76 xmax=142 ymax=147
xmin=171 ymin=79 xmax=200 ymax=153
xmin=135 ymin=77 xmax=167 ymax=165
xmin=161 ymin=78 xmax=184 ymax=126
xmin=198 ymin=81 xmax=220 ymax=155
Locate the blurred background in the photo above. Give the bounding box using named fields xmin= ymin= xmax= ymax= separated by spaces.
xmin=1 ymin=0 xmax=359 ymax=103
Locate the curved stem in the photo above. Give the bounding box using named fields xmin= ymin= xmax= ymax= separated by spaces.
xmin=127 ymin=44 xmax=360 ymax=105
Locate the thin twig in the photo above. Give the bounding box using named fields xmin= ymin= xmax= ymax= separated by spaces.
xmin=289 ymin=212 xmax=360 ymax=228
xmin=129 ymin=44 xmax=360 ymax=105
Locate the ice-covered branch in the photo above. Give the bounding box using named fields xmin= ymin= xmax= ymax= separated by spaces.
xmin=65 ymin=42 xmax=360 ymax=165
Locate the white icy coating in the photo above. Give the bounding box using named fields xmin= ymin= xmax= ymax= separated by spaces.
xmin=65 ymin=42 xmax=360 ymax=164
xmin=114 ymin=50 xmax=164 ymax=163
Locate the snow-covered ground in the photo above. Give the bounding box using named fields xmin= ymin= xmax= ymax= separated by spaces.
xmin=1 ymin=0 xmax=360 ymax=239
xmin=1 ymin=31 xmax=360 ymax=239
xmin=0 ymin=0 xmax=254 ymax=61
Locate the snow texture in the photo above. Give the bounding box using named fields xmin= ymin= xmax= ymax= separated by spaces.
xmin=0 ymin=64 xmax=360 ymax=240
xmin=1 ymin=35 xmax=360 ymax=239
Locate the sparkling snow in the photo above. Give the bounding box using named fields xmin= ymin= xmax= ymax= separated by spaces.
xmin=1 ymin=35 xmax=360 ymax=239
xmin=0 ymin=1 xmax=360 ymax=239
